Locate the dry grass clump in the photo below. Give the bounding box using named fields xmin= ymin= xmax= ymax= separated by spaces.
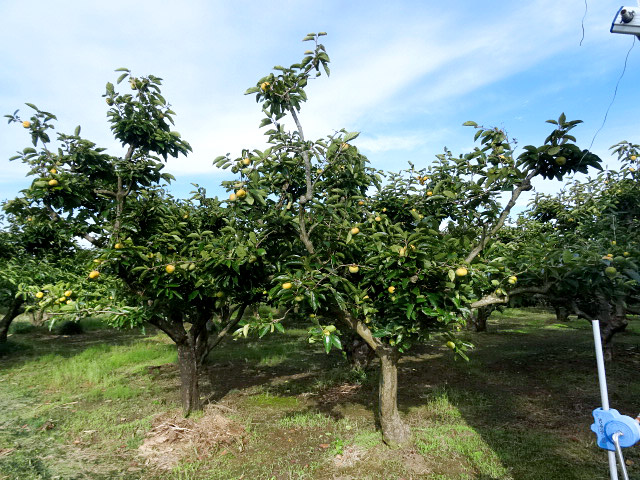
xmin=138 ymin=404 xmax=246 ymax=470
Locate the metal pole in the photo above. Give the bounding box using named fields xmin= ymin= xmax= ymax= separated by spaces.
xmin=592 ymin=320 xmax=619 ymax=480
xmin=613 ymin=433 xmax=630 ymax=480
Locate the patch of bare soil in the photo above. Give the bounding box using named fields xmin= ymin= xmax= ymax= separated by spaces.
xmin=402 ymin=450 xmax=432 ymax=476
xmin=138 ymin=404 xmax=246 ymax=470
xmin=332 ymin=445 xmax=365 ymax=469
xmin=313 ymin=383 xmax=362 ymax=406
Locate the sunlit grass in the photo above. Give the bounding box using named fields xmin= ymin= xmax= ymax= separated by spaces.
xmin=1 ymin=308 xmax=638 ymax=479
xmin=277 ymin=412 xmax=331 ymax=429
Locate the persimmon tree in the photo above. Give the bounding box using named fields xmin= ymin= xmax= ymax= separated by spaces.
xmin=473 ymin=147 xmax=638 ymax=358
xmin=220 ymin=35 xmax=603 ymax=445
xmin=5 ymin=72 xmax=276 ymax=415
xmin=0 ymin=207 xmax=88 ymax=343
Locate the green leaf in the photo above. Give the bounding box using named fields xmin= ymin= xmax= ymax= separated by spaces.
xmin=623 ymin=269 xmax=640 ymax=283
xmin=463 ymin=121 xmax=478 ymax=127
xmin=343 ymin=131 xmax=360 ymax=143
xmin=309 ymin=291 xmax=318 ymax=310
xmin=406 ymin=303 xmax=415 ymax=319
xmin=372 ymin=330 xmax=390 ymax=338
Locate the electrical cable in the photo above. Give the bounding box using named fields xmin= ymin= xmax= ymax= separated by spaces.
xmin=580 ymin=0 xmax=588 ymax=46
xmin=588 ymin=37 xmax=636 ymax=151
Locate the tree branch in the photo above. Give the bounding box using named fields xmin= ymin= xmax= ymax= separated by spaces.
xmin=465 ymin=168 xmax=538 ymax=264
xmin=470 ymin=282 xmax=552 ymax=309
xmin=335 ymin=310 xmax=384 ymax=353
xmin=82 ymin=233 xmax=101 ymax=246
xmin=149 ymin=314 xmax=187 ymax=345
xmin=94 ymin=189 xmax=117 ymax=198
xmin=200 ymin=303 xmax=249 ymax=363
xmin=289 ymin=105 xmax=315 ymax=254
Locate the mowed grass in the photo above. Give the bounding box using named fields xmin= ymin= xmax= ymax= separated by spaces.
xmin=0 ymin=309 xmax=639 ymax=479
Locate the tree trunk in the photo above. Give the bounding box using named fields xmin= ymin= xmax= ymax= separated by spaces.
xmin=554 ymin=304 xmax=569 ymax=323
xmin=601 ymin=313 xmax=628 ymax=361
xmin=469 ymin=306 xmax=491 ymax=332
xmin=334 ymin=310 xmax=410 ymax=446
xmin=377 ymin=349 xmax=410 ymax=446
xmin=149 ymin=313 xmax=205 ymax=416
xmin=31 ymin=309 xmax=47 ymax=327
xmin=177 ymin=338 xmax=200 ymax=416
xmin=195 ymin=327 xmax=209 ymax=366
xmin=571 ymin=295 xmax=628 ymax=361
xmin=0 ymin=298 xmax=25 ymax=343
xmin=345 ymin=335 xmax=375 ymax=369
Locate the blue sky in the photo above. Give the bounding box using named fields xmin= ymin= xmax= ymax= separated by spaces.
xmin=1 ymin=0 xmax=638 ymax=206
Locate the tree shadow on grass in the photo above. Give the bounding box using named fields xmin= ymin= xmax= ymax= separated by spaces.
xmin=394 ymin=319 xmax=640 ymax=479
xmin=201 ymin=332 xmax=348 ymax=403
xmin=204 ymin=319 xmax=640 ymax=479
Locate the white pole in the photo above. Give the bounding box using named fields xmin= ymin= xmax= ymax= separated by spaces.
xmin=592 ymin=320 xmax=619 ymax=480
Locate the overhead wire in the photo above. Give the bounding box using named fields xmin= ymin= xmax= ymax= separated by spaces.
xmin=580 ymin=0 xmax=588 ymax=46
xmin=588 ymin=37 xmax=636 ymax=151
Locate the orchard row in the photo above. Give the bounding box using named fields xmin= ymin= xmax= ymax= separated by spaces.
xmin=1 ymin=34 xmax=637 ymax=446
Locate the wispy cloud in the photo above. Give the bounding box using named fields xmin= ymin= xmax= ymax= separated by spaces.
xmin=0 ymin=0 xmax=637 ymax=204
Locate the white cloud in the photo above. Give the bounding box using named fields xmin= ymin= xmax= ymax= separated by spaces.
xmin=357 ymin=134 xmax=429 ymax=153
xmin=1 ymin=0 xmax=637 ymax=204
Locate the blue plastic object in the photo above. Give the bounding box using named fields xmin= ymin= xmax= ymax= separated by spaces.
xmin=591 ymin=408 xmax=640 ymax=451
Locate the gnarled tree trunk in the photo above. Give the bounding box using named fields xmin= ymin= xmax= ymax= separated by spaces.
xmin=336 ymin=310 xmax=410 ymax=446
xmin=468 ymin=306 xmax=492 ymax=332
xmin=377 ymin=348 xmax=410 ymax=446
xmin=177 ymin=336 xmax=200 ymax=416
xmin=0 ymin=297 xmax=25 ymax=344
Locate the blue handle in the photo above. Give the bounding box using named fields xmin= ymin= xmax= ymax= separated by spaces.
xmin=591 ymin=408 xmax=640 ymax=451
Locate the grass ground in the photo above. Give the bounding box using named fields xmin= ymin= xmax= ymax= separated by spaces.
xmin=0 ymin=309 xmax=639 ymax=479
